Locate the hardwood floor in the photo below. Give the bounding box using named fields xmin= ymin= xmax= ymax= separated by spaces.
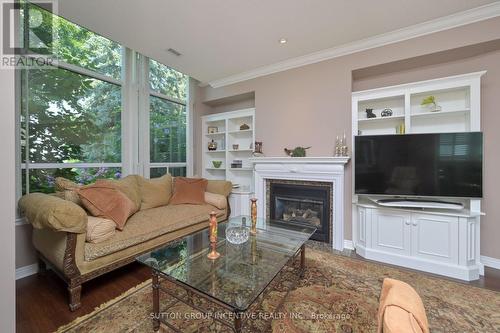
xmin=16 ymin=262 xmax=150 ymax=333
xmin=16 ymin=254 xmax=500 ymax=333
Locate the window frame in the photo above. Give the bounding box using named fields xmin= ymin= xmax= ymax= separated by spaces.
xmin=138 ymin=56 xmax=191 ymax=179
xmin=17 ymin=16 xmax=192 ymax=203
xmin=19 ymin=55 xmax=125 ymax=194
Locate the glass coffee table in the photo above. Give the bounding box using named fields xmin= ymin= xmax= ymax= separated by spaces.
xmin=137 ymin=215 xmax=316 ymax=332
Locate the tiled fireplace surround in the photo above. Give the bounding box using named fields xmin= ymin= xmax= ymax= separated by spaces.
xmin=250 ymin=157 xmax=350 ymax=251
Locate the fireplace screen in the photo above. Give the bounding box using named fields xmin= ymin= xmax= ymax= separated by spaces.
xmin=268 ymin=181 xmax=331 ymax=243
xmin=275 ymin=197 xmax=323 ymax=227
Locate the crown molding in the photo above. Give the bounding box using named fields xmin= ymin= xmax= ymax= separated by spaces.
xmin=208 ymin=2 xmax=500 ymax=88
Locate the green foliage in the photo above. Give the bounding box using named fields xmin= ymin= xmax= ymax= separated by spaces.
xmin=150 ymin=97 xmax=187 ymax=163
xmin=21 ymin=4 xmax=188 ymax=193
xmin=421 ymin=95 xmax=436 ymax=107
xmin=150 ymin=59 xmax=188 ymax=100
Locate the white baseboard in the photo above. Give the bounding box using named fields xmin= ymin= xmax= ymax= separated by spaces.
xmin=481 ymin=255 xmax=500 ymax=270
xmin=343 ymin=240 xmax=354 ymax=250
xmin=16 ymin=263 xmax=38 ymax=280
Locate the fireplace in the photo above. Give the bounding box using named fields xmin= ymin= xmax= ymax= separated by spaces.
xmin=267 ymin=180 xmax=332 ymax=243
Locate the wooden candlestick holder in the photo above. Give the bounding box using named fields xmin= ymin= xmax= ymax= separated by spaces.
xmin=250 ymin=198 xmax=258 ymax=235
xmin=207 ymin=212 xmax=220 ymax=260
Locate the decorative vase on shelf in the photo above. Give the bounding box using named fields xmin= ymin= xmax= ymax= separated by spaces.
xmin=381 ymin=108 xmax=393 ymax=117
xmin=208 ymin=140 xmax=217 ymax=151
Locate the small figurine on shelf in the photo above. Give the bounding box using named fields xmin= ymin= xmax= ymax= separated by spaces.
xmin=366 ymin=108 xmax=376 ymax=118
xmin=250 ymin=198 xmax=258 ymax=235
xmin=207 ymin=212 xmax=220 ymax=260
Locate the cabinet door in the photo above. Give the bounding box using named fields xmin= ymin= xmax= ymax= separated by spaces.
xmin=411 ymin=214 xmax=459 ymax=264
xmin=357 ymin=207 xmax=367 ymax=247
xmin=372 ymin=210 xmax=411 ymax=255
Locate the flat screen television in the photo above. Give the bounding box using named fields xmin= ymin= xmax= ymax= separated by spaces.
xmin=355 ymin=132 xmax=483 ymax=198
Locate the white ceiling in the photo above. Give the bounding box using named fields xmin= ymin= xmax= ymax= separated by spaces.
xmin=58 ymin=0 xmax=500 ymax=86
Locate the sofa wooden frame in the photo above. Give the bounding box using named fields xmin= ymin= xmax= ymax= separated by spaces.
xmin=37 ymin=200 xmax=231 ymax=311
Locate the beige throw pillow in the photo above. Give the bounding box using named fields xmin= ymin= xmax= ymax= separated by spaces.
xmin=137 ymin=174 xmax=173 ymax=210
xmin=205 ymin=192 xmax=227 ymax=210
xmin=55 ymin=177 xmax=84 ymax=206
xmin=86 ymin=216 xmax=116 ymax=243
xmin=96 ymin=175 xmax=141 ymax=213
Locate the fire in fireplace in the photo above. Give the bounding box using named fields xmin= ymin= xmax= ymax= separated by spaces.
xmin=268 ymin=180 xmax=332 ymax=243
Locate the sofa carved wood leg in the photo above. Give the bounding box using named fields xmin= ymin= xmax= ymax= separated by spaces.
xmin=68 ymin=283 xmax=82 ymax=311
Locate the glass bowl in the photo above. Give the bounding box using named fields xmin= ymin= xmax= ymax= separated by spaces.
xmin=226 ymin=226 xmax=250 ymax=245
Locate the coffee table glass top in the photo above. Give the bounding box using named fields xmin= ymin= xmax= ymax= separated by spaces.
xmin=136 ymin=215 xmax=316 ymax=311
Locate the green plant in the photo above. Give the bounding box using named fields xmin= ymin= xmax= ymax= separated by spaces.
xmin=421 ymin=95 xmax=437 ymax=107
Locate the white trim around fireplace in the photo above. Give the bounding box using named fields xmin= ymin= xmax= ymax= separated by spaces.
xmin=250 ymin=157 xmax=350 ymax=251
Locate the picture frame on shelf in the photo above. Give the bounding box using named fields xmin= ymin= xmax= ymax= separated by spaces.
xmin=208 ymin=126 xmax=218 ymax=134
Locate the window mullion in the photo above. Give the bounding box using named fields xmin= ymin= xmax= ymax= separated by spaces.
xmin=138 ymin=55 xmax=150 ymax=178
xmin=121 ymin=47 xmax=139 ymax=177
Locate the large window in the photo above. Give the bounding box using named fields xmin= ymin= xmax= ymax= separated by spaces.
xmin=19 ymin=4 xmax=189 ymax=194
xmin=148 ymin=59 xmax=189 ymax=178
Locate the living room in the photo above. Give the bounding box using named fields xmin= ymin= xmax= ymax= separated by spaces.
xmin=2 ymin=0 xmax=500 ymax=332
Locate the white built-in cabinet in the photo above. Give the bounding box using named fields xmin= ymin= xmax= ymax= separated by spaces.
xmin=202 ymin=109 xmax=255 ymax=217
xmin=357 ymin=205 xmax=480 ymax=280
xmin=352 ymin=72 xmax=485 ymax=281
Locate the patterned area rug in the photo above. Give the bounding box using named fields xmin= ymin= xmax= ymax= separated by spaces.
xmin=56 ymin=248 xmax=500 ymax=333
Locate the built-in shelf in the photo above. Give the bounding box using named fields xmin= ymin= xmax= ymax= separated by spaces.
xmin=202 ymin=108 xmax=255 ymax=192
xmin=351 ymin=72 xmax=484 ymax=281
xmin=411 ymin=109 xmax=470 ymax=118
xmin=358 ymin=115 xmax=405 ymax=122
xmin=228 ymin=129 xmax=253 ymax=134
xmin=205 ymin=132 xmax=225 ymax=136
xmin=205 ymin=150 xmax=226 ymax=154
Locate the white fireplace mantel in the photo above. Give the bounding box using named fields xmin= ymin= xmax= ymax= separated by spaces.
xmin=249 ymin=156 xmax=350 ymax=251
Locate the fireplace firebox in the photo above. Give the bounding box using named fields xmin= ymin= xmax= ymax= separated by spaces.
xmin=268 ymin=180 xmax=332 ymax=243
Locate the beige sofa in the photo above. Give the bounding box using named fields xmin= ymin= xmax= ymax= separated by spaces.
xmin=18 ymin=175 xmax=232 ymax=311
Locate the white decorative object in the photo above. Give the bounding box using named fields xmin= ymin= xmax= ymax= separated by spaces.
xmin=226 ymin=226 xmax=250 ymax=244
xmin=250 ymin=156 xmax=349 ymax=251
xmin=351 ymin=72 xmax=485 ymax=281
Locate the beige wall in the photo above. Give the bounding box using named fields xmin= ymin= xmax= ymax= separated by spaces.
xmin=195 ymin=17 xmax=500 ymax=258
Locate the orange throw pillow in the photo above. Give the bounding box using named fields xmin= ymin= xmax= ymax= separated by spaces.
xmin=169 ymin=177 xmax=208 ymax=205
xmin=78 ymin=184 xmax=136 ymax=230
